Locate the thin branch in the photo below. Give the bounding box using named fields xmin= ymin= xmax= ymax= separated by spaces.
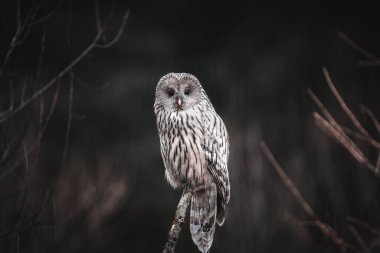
xmin=309 ymin=85 xmax=379 ymax=176
xmin=33 ymin=187 xmax=95 ymax=230
xmin=313 ymin=112 xmax=366 ymax=163
xmin=61 ymin=72 xmax=74 ymax=164
xmin=313 ymin=112 xmax=377 ymax=174
xmin=95 ymin=9 xmax=130 ymax=48
xmin=0 ymin=126 xmax=27 ymax=168
xmin=22 ymin=142 xmax=29 ymax=175
xmin=337 ymin=32 xmax=380 ymax=62
xmin=14 ymin=2 xmax=39 ymax=47
xmin=21 ymin=74 xmax=28 ymax=104
xmin=0 ymin=7 xmax=129 ymax=124
xmin=0 ymin=182 xmax=28 ymax=238
xmin=9 ymin=80 xmax=15 ymax=112
xmin=35 ymin=23 xmax=47 ymax=82
xmin=95 ymin=0 xmax=103 ymax=33
xmin=260 ymin=142 xmax=316 ymax=218
xmin=260 ymin=141 xmax=356 ymax=252
xmin=30 ymin=0 xmax=64 ymax=25
xmin=0 ymin=32 xmax=101 ymax=125
xmin=341 ymin=126 xmax=380 ymax=150
xmin=360 ymin=104 xmax=380 ymax=134
xmin=0 ymin=84 xmax=60 ymax=179
xmin=39 ymin=97 xmax=45 ymax=129
xmin=347 ymin=217 xmax=380 ymax=237
xmin=322 ymin=67 xmax=369 ymax=137
xmin=163 ymin=188 xmax=193 ymax=253
xmin=39 ymin=83 xmax=60 ymax=140
xmin=348 ymin=225 xmax=370 ymax=253
xmin=307 ymin=89 xmax=351 ymax=138
xmin=0 ymin=0 xmax=22 ymax=76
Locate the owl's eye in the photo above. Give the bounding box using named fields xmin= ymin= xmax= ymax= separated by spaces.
xmin=184 ymin=88 xmax=191 ymax=95
xmin=167 ymin=88 xmax=175 ymax=97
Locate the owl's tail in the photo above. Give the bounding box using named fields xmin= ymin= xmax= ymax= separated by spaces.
xmin=190 ymin=183 xmax=217 ymax=253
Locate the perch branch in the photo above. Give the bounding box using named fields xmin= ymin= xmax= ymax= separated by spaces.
xmin=163 ymin=188 xmax=193 ymax=253
xmin=260 ymin=141 xmax=356 ymax=252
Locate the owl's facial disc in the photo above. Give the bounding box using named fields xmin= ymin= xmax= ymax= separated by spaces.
xmin=165 ymin=85 xmax=188 ymax=111
xmin=156 ymin=73 xmax=203 ymax=112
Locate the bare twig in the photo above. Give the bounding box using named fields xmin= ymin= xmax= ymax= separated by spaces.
xmin=348 ymin=225 xmax=370 ymax=253
xmin=260 ymin=141 xmax=356 ymax=252
xmin=35 ymin=23 xmax=47 ymax=82
xmin=307 ymin=89 xmax=354 ymax=143
xmin=33 ymin=187 xmax=95 ymax=230
xmin=337 ymin=32 xmax=380 ymax=62
xmin=94 ymin=9 xmax=130 ymax=48
xmin=95 ymin=0 xmax=103 ymax=33
xmin=313 ymin=113 xmax=371 ymax=165
xmin=0 ymin=0 xmax=22 ymax=75
xmin=347 ymin=217 xmax=380 ymax=237
xmin=0 ymin=7 xmax=130 ymax=125
xmin=30 ymin=0 xmax=64 ymax=25
xmin=0 ymin=32 xmax=100 ymax=124
xmin=39 ymin=97 xmax=45 ymax=129
xmin=0 ymin=126 xmax=26 ymax=166
xmin=307 ymin=89 xmax=338 ymax=125
xmin=6 ymin=80 xmax=15 ymax=113
xmin=39 ymin=83 xmax=60 ymax=140
xmin=0 ymin=182 xmax=28 ymax=238
xmin=0 ymin=84 xmax=60 ymax=179
xmin=309 ymin=70 xmax=380 ymax=177
xmin=260 ymin=142 xmax=315 ymax=218
xmin=360 ymin=104 xmax=380 ymax=134
xmin=322 ymin=67 xmax=369 ymax=137
xmin=163 ymin=188 xmax=193 ymax=253
xmin=313 ymin=113 xmax=377 ymax=175
xmin=341 ymin=126 xmax=380 ymax=150
xmin=61 ymin=72 xmax=74 ymax=164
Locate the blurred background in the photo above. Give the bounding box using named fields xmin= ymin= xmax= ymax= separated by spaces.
xmin=1 ymin=0 xmax=380 ymax=252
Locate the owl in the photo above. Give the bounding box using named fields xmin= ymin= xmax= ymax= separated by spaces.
xmin=154 ymin=73 xmax=230 ymax=253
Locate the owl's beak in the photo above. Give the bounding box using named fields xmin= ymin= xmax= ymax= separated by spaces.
xmin=176 ymin=97 xmax=183 ymax=108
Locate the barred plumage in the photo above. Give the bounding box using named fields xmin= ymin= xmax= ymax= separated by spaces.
xmin=154 ymin=73 xmax=230 ymax=253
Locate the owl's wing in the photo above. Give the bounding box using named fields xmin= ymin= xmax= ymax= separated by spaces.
xmin=202 ymin=108 xmax=230 ymax=204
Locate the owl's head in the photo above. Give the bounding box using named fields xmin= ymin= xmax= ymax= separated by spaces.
xmin=155 ymin=73 xmax=205 ymax=111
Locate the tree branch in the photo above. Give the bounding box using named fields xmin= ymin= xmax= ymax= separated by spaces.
xmin=337 ymin=32 xmax=380 ymax=62
xmin=163 ymin=188 xmax=193 ymax=253
xmin=322 ymin=67 xmax=369 ymax=137
xmin=308 ymin=68 xmax=380 ymax=177
xmin=0 ymin=7 xmax=130 ymax=125
xmin=260 ymin=141 xmax=356 ymax=252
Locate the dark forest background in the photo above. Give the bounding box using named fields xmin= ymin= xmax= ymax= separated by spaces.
xmin=1 ymin=0 xmax=380 ymax=252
